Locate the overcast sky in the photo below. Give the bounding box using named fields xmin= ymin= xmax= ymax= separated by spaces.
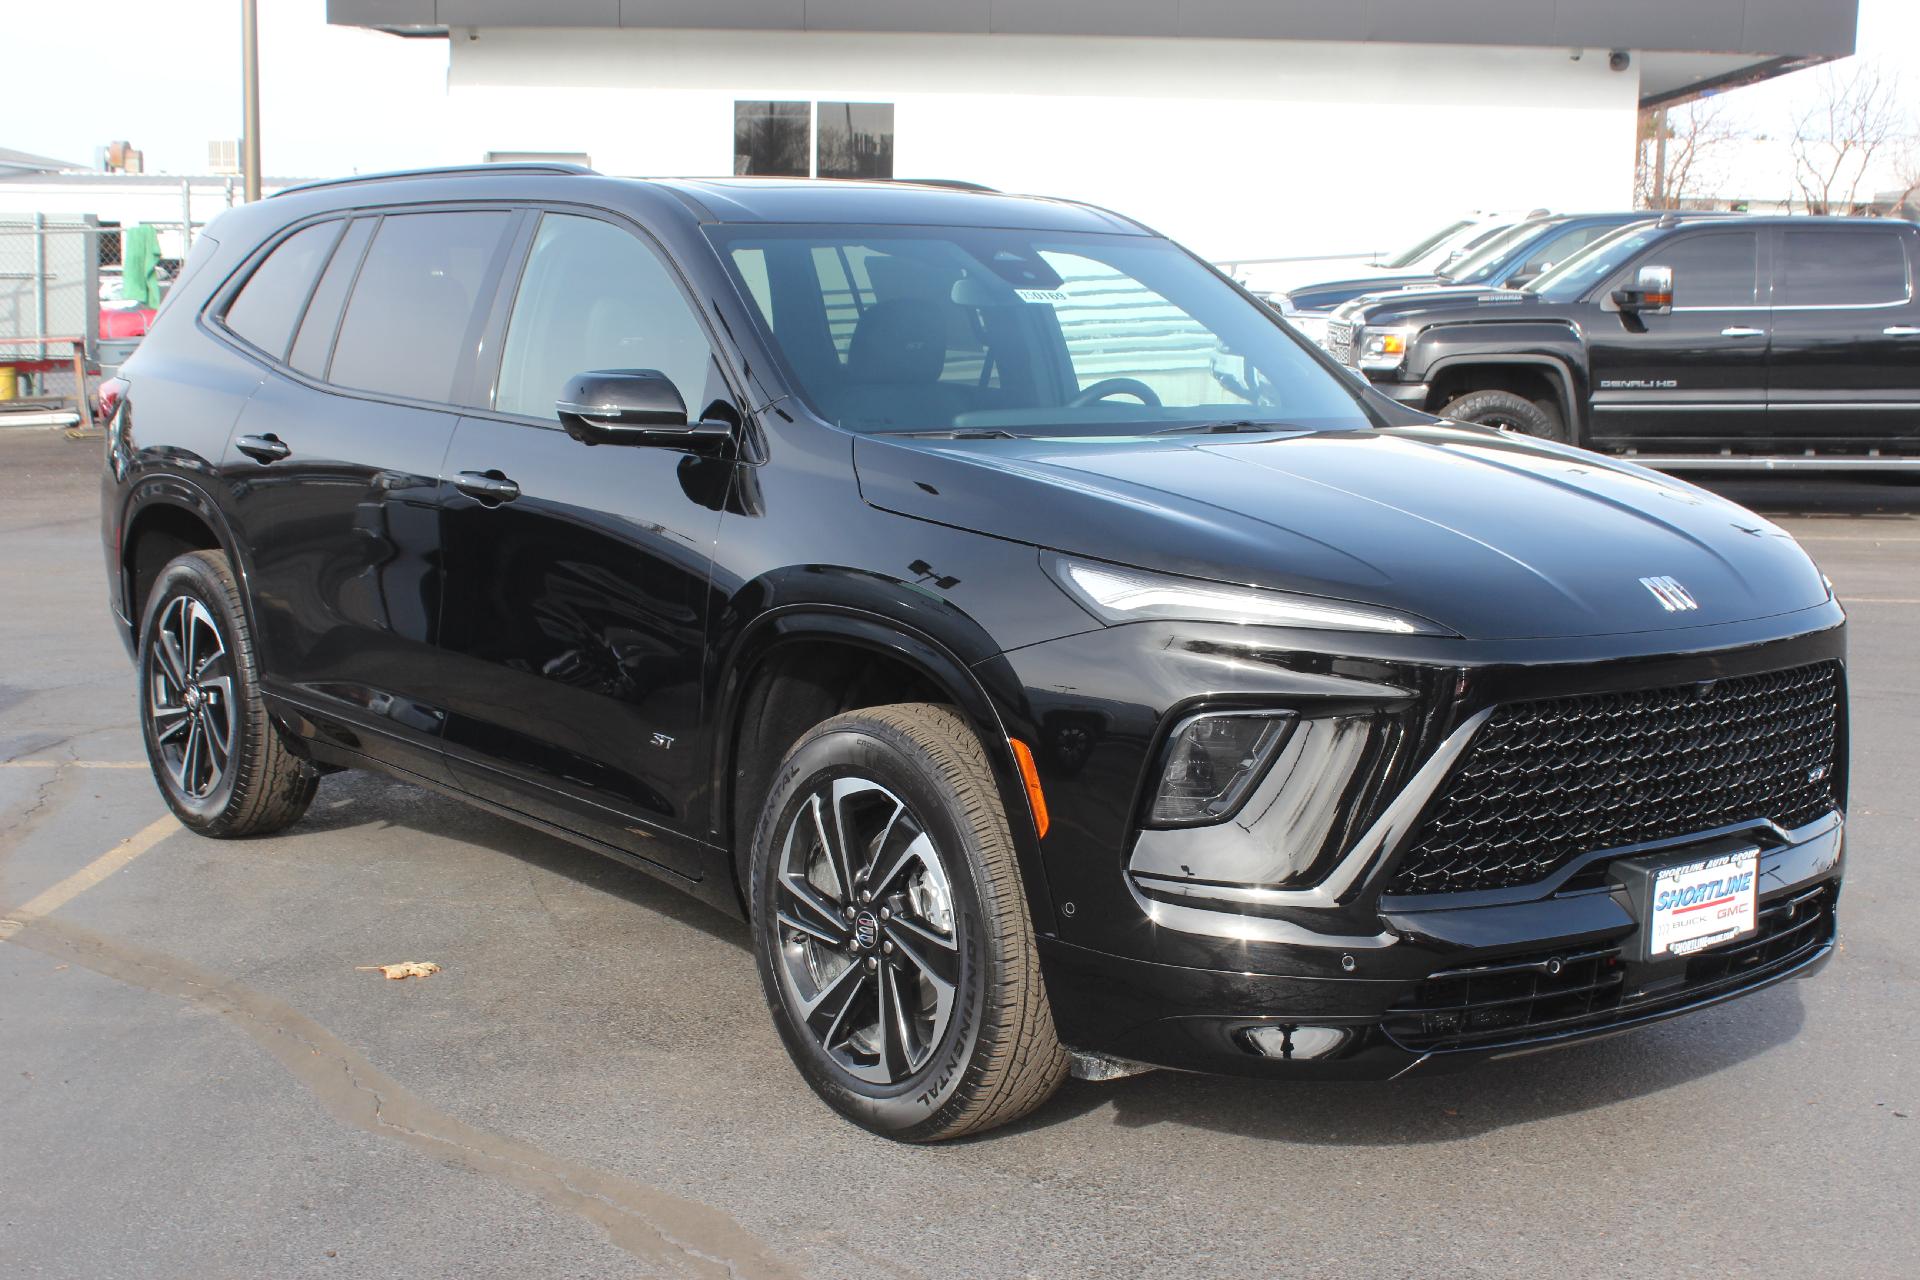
xmin=3 ymin=0 xmax=1915 ymax=177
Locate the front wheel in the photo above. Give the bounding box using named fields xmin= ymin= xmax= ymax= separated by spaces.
xmin=1438 ymin=389 xmax=1570 ymax=443
xmin=138 ymin=550 xmax=317 ymax=837
xmin=749 ymin=703 xmax=1068 ymax=1141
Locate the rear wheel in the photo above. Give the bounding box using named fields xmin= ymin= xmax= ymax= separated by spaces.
xmin=138 ymin=550 xmax=317 ymax=837
xmin=749 ymin=703 xmax=1068 ymax=1141
xmin=1438 ymin=388 xmax=1570 ymax=443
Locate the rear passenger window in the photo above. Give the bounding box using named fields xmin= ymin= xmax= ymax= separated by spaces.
xmin=1659 ymin=231 xmax=1759 ymax=308
xmin=222 ymin=222 xmax=340 ymax=358
xmin=289 ymin=218 xmax=373 ymax=377
xmin=1777 ymin=230 xmax=1910 ymax=307
xmin=329 ymin=211 xmax=512 ymax=404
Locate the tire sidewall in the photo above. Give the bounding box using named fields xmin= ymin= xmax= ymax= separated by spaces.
xmin=750 ymin=723 xmax=994 ymax=1139
xmin=137 ymin=553 xmax=255 ymax=829
xmin=1442 ymin=390 xmax=1569 ymax=443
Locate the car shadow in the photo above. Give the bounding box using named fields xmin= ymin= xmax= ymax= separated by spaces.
xmin=1690 ymin=473 xmax=1920 ymax=519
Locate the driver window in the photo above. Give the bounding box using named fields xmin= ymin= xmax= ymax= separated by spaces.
xmin=495 ymin=213 xmax=721 ymax=420
xmin=1616 ymin=231 xmax=1759 ymax=309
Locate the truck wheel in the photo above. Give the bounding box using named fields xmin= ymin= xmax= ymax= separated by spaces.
xmin=749 ymin=703 xmax=1069 ymax=1141
xmin=1438 ymin=389 xmax=1569 ymax=443
xmin=137 ymin=550 xmax=318 ymax=837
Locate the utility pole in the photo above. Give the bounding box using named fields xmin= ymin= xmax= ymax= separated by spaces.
xmin=241 ymin=0 xmax=261 ymax=202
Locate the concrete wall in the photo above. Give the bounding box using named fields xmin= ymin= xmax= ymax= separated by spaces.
xmin=444 ymin=28 xmax=1642 ymax=262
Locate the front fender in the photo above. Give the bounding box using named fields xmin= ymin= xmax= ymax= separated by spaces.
xmin=1407 ymin=321 xmax=1589 ymax=430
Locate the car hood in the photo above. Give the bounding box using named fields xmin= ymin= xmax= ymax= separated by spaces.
xmin=852 ymin=425 xmax=1830 ymax=642
xmin=1286 ymin=272 xmax=1442 ymax=310
xmin=1335 ymin=285 xmax=1540 ymax=325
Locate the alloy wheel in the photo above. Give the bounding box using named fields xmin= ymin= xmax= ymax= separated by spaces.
xmin=772 ymin=777 xmax=959 ymax=1086
xmin=148 ymin=595 xmax=235 ymax=800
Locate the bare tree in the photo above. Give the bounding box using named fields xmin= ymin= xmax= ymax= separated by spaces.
xmin=1636 ymin=99 xmax=1742 ymax=209
xmin=1789 ymin=62 xmax=1906 ymax=214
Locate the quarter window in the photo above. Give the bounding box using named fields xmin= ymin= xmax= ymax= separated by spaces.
xmin=1776 ymin=230 xmax=1909 ymax=307
xmin=288 ymin=218 xmax=373 ymax=377
xmin=494 ymin=213 xmax=721 ymax=421
xmin=328 ymin=211 xmax=512 ymax=404
xmin=222 ymin=221 xmax=340 ymax=358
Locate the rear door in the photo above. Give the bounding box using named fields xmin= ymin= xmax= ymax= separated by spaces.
xmin=1765 ymin=222 xmax=1920 ymax=449
xmin=1584 ymin=226 xmax=1769 ymax=446
xmin=433 ymin=210 xmax=734 ymax=876
xmin=219 ymin=207 xmax=517 ymax=781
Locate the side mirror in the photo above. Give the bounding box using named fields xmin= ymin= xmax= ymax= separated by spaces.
xmin=1611 ymin=265 xmax=1674 ymax=315
xmin=555 ymin=369 xmax=733 ymax=450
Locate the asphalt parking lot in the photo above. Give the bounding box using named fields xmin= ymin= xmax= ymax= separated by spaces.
xmin=2 ymin=427 xmax=1915 ymax=1279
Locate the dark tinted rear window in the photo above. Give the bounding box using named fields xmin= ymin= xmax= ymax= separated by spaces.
xmin=328 ymin=211 xmax=512 ymax=403
xmin=1777 ymin=229 xmax=1910 ymax=306
xmin=222 ymin=222 xmax=339 ymax=357
xmin=289 ymin=218 xmax=373 ymax=377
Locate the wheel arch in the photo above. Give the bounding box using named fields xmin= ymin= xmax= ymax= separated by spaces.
xmin=1424 ymin=353 xmax=1586 ymax=441
xmin=117 ymin=476 xmax=247 ymax=652
xmin=713 ymin=606 xmax=1056 ymax=931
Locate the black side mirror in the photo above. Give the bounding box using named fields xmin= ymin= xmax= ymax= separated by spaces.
xmin=1610 ymin=265 xmax=1674 ymax=315
xmin=555 ymin=369 xmax=733 ymax=450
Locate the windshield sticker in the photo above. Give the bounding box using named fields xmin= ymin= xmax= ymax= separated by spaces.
xmin=1014 ymin=288 xmax=1070 ymax=304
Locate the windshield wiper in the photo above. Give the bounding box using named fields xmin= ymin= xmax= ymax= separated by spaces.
xmin=1146 ymin=419 xmax=1297 ymax=436
xmin=891 ymin=428 xmax=1021 ymax=440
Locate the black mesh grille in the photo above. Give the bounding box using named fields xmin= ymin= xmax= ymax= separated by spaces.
xmin=1383 ymin=884 xmax=1835 ymax=1052
xmin=1389 ymin=662 xmax=1843 ymax=895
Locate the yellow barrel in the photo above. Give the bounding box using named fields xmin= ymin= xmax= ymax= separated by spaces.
xmin=0 ymin=365 xmax=17 ymax=402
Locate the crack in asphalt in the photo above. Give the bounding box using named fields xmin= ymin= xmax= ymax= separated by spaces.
xmin=4 ymin=914 xmax=800 ymax=1280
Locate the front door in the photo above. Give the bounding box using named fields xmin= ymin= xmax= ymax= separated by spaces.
xmin=435 ymin=211 xmax=735 ymax=877
xmin=1584 ymin=226 xmax=1768 ymax=448
xmin=1765 ymin=222 xmax=1920 ymax=449
xmin=220 ymin=208 xmax=517 ymax=782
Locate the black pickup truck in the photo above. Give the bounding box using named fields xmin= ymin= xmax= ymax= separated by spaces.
xmin=1326 ymin=215 xmax=1920 ymax=467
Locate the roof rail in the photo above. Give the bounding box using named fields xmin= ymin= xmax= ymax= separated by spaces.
xmin=899 ymin=178 xmax=1000 ymax=192
xmin=270 ymin=162 xmax=597 ymax=199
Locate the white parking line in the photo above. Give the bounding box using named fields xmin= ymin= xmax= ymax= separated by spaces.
xmin=0 ymin=760 xmax=146 ymax=769
xmin=0 ymin=815 xmax=177 ymax=939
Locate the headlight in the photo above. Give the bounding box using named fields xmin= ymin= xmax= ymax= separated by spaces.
xmin=1045 ymin=554 xmax=1452 ymax=635
xmin=1357 ymin=325 xmax=1416 ymax=370
xmin=1147 ymin=710 xmax=1293 ymax=827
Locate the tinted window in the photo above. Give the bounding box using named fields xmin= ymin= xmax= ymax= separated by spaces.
xmin=735 ymin=101 xmax=809 ymax=177
xmin=222 ymin=222 xmax=339 ymax=357
xmin=495 ymin=214 xmax=720 ymax=420
xmin=1656 ymin=231 xmax=1759 ymax=307
xmin=329 ymin=212 xmax=511 ymax=404
xmin=1777 ymin=229 xmax=1910 ymax=306
xmin=1514 ymin=223 xmax=1616 ymax=279
xmin=289 ymin=218 xmax=373 ymax=377
xmin=817 ymin=102 xmax=893 ymax=179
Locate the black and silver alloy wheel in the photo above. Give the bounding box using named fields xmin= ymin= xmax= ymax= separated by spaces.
xmin=148 ymin=595 xmax=236 ymax=800
xmin=751 ymin=703 xmax=1069 ymax=1142
xmin=774 ymin=777 xmax=958 ymax=1085
xmin=138 ymin=550 xmax=317 ymax=837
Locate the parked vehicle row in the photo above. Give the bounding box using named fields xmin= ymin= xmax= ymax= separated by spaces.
xmin=103 ymin=168 xmax=1846 ymax=1142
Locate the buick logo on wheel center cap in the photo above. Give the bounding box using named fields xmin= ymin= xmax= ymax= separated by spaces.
xmin=853 ymin=910 xmax=881 ymax=950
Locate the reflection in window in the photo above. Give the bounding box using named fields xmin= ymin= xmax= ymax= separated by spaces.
xmin=817 ymin=102 xmax=894 ymax=180
xmin=734 ymin=102 xmax=809 ymax=177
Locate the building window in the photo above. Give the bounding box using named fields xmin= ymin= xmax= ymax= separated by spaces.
xmin=734 ymin=102 xmax=810 ymax=177
xmin=733 ymin=101 xmax=895 ymax=180
xmin=816 ymin=102 xmax=894 ymax=180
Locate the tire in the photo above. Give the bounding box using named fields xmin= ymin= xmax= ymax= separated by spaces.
xmin=137 ymin=549 xmax=317 ymax=837
xmin=1438 ymin=389 xmax=1570 ymax=443
xmin=749 ymin=703 xmax=1069 ymax=1141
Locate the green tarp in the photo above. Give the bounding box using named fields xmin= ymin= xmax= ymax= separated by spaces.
xmin=120 ymin=224 xmax=163 ymax=308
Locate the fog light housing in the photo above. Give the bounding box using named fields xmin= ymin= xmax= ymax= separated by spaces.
xmin=1245 ymin=1024 xmax=1349 ymax=1060
xmin=1147 ymin=710 xmax=1292 ymax=827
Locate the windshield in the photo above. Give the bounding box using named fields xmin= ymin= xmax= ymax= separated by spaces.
xmin=1437 ymin=220 xmax=1550 ymax=282
xmin=1379 ymin=218 xmax=1474 ymax=269
xmin=711 ymin=225 xmax=1374 ymax=437
xmin=1527 ymin=222 xmax=1662 ymax=301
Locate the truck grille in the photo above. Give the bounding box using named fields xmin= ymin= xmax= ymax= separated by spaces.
xmin=1323 ymin=319 xmax=1355 ymax=365
xmin=1388 ymin=662 xmax=1843 ymax=896
xmin=1382 ymin=884 xmax=1834 ymax=1053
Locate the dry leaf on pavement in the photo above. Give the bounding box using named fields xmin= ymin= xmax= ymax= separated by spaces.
xmin=356 ymin=961 xmax=441 ymax=980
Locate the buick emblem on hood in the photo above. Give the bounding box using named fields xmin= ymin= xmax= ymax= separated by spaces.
xmin=1639 ymin=575 xmax=1699 ymax=612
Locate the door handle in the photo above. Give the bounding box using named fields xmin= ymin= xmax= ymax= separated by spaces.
xmin=234 ymin=433 xmax=290 ymax=463
xmin=1884 ymin=326 xmax=1920 ymax=336
xmin=1720 ymin=327 xmax=1766 ymax=338
xmin=452 ymin=470 xmax=520 ymax=504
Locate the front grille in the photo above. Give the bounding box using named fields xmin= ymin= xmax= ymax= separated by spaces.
xmin=1383 ymin=884 xmax=1834 ymax=1053
xmin=1323 ymin=319 xmax=1355 ymax=365
xmin=1388 ymin=662 xmax=1842 ymax=896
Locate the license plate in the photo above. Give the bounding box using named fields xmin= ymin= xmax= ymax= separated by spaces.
xmin=1648 ymin=848 xmax=1759 ymax=958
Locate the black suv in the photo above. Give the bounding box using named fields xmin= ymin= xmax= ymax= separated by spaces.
xmin=101 ymin=168 xmax=1847 ymax=1141
xmin=1330 ymin=215 xmax=1920 ymax=460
